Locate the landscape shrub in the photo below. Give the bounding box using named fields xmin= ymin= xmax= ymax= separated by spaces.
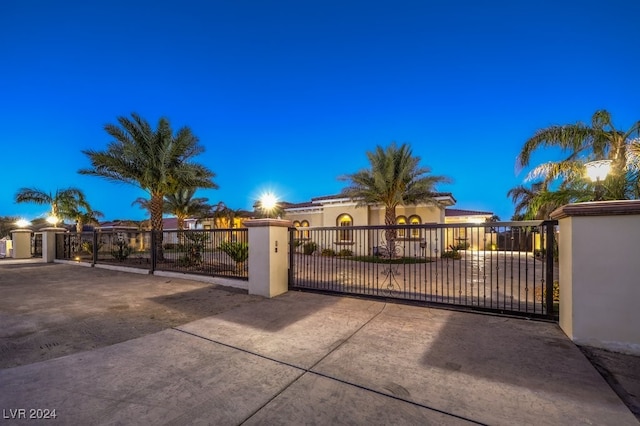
xmin=441 ymin=249 xmax=462 ymax=260
xmin=303 ymin=241 xmax=317 ymax=255
xmin=321 ymin=248 xmax=336 ymax=257
xmin=219 ymin=241 xmax=249 ymax=263
xmin=337 ymin=249 xmax=353 ymax=257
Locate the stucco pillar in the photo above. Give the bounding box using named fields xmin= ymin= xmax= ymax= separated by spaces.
xmin=551 ymin=200 xmax=640 ymax=355
xmin=245 ymin=218 xmax=292 ymax=298
xmin=40 ymin=227 xmax=67 ymax=263
xmin=10 ymin=229 xmax=33 ymax=259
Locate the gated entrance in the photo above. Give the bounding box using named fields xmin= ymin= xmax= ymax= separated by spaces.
xmin=289 ymin=221 xmax=558 ymax=319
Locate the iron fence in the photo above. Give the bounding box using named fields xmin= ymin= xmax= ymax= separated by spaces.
xmin=55 ymin=228 xmax=248 ymax=280
xmin=289 ymin=221 xmax=558 ymax=318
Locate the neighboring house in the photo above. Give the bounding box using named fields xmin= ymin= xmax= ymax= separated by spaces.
xmin=283 ymin=193 xmax=494 ymax=256
xmin=95 ymin=220 xmax=146 ymax=250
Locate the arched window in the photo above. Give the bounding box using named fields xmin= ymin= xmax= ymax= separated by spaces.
xmin=409 ymin=215 xmax=421 ymax=238
xmin=293 ymin=221 xmax=301 ymax=239
xmin=396 ymin=216 xmax=407 ymax=238
xmin=337 ymin=214 xmax=353 ymax=241
xmin=301 ymin=220 xmax=310 ymax=239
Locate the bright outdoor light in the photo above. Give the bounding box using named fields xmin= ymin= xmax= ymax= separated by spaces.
xmin=260 ymin=192 xmax=278 ymax=217
xmin=46 ymin=215 xmax=59 ymax=226
xmin=585 ymin=159 xmax=612 ymax=182
xmin=15 ymin=219 xmax=31 ymax=228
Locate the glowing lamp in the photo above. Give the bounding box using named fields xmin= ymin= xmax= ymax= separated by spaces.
xmin=585 ymin=160 xmax=612 ymax=182
xmin=15 ymin=219 xmax=31 ymax=228
xmin=260 ymin=192 xmax=278 ymax=217
xmin=46 ymin=215 xmax=60 ymax=226
xmin=585 ymin=159 xmax=612 ymax=201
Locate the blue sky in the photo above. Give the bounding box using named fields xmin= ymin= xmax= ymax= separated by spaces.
xmin=2 ymin=0 xmax=639 ymax=222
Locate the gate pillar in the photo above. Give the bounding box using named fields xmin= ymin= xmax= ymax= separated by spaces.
xmin=40 ymin=227 xmax=67 ymax=263
xmin=551 ymin=200 xmax=640 ymax=355
xmin=245 ymin=219 xmax=292 ymax=298
xmin=10 ymin=228 xmax=33 ymax=259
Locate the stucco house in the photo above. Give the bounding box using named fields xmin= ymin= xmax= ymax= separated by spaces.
xmin=283 ymin=194 xmax=494 ymax=256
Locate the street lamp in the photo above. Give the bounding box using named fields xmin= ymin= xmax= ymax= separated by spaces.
xmin=585 ymin=159 xmax=612 ymax=201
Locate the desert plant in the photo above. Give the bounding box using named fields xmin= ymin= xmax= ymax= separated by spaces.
xmin=337 ymin=249 xmax=353 ymax=256
xmin=219 ymin=241 xmax=248 ymax=263
xmin=111 ymin=240 xmax=132 ymax=261
xmin=303 ymin=241 xmax=317 ymax=255
xmin=321 ymin=248 xmax=336 ymax=257
xmin=441 ymin=249 xmax=462 ymax=260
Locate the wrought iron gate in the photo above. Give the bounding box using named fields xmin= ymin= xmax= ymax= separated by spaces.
xmin=289 ymin=221 xmax=557 ymax=319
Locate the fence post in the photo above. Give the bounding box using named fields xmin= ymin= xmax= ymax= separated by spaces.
xmin=10 ymin=228 xmax=33 ymax=259
xmin=288 ymin=226 xmax=295 ymax=287
xmin=40 ymin=227 xmax=66 ymax=263
xmin=150 ymin=231 xmax=157 ymax=273
xmin=245 ymin=218 xmax=292 ymax=297
xmin=92 ymin=231 xmax=98 ymax=265
xmin=544 ymin=221 xmax=556 ymax=318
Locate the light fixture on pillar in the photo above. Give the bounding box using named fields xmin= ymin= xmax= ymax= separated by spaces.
xmin=259 ymin=192 xmax=278 ymax=218
xmin=46 ymin=215 xmax=60 ymax=227
xmin=585 ymin=159 xmax=612 ymax=201
xmin=15 ymin=219 xmax=31 ymax=228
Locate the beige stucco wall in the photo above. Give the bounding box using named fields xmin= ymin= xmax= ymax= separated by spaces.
xmin=287 ymin=202 xmax=452 ymax=257
xmin=554 ymin=203 xmax=640 ymax=355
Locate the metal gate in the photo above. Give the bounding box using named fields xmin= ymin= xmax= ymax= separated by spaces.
xmin=32 ymin=233 xmax=42 ymax=258
xmin=289 ymin=221 xmax=558 ymax=319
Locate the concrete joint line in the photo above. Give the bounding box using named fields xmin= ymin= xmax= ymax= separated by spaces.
xmin=174 ymin=307 xmax=486 ymax=425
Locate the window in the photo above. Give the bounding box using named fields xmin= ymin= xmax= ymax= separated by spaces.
xmin=337 ymin=214 xmax=353 ymax=241
xmin=301 ymin=220 xmax=310 ymax=239
xmin=293 ymin=221 xmax=301 ymax=239
xmin=396 ymin=216 xmax=407 ymax=237
xmin=409 ymin=215 xmax=421 ymax=238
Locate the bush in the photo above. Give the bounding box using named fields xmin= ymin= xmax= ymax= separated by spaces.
xmin=219 ymin=241 xmax=249 ymax=263
xmin=337 ymin=249 xmax=353 ymax=257
xmin=111 ymin=240 xmax=132 ymax=261
xmin=451 ymin=242 xmax=469 ymax=250
xmin=321 ymin=248 xmax=336 ymax=257
xmin=535 ymin=281 xmax=560 ymax=303
xmin=441 ymin=250 xmax=462 ymax=260
xmin=303 ymin=241 xmax=317 ymax=255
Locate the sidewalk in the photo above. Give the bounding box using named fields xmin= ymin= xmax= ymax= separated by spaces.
xmin=0 ymin=291 xmax=636 ymax=425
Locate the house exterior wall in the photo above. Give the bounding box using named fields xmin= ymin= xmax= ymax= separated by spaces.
xmin=286 ymin=201 xmax=453 ymax=257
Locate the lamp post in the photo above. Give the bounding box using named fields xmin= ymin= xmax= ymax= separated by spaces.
xmin=585 ymin=159 xmax=612 ymax=201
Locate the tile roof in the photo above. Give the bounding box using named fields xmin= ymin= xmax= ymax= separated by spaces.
xmin=445 ymin=208 xmax=493 ymax=217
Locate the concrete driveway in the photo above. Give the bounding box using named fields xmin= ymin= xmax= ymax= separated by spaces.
xmin=0 ymin=263 xmax=637 ymax=425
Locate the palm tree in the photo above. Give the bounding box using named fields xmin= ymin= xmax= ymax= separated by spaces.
xmin=14 ymin=187 xmax=90 ymax=225
xmin=507 ymin=181 xmax=592 ymax=220
xmin=62 ymin=206 xmax=104 ymax=233
xmin=340 ymin=142 xmax=451 ymax=227
xmin=79 ymin=113 xmax=217 ymax=232
xmin=164 ymin=188 xmax=211 ymax=231
xmin=516 ymin=110 xmax=640 ymax=200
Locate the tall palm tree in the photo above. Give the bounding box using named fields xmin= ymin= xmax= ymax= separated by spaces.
xmin=14 ymin=187 xmax=90 ymax=225
xmin=340 ymin=142 xmax=451 ymax=227
xmin=79 ymin=113 xmax=217 ymax=232
xmin=517 ymin=110 xmax=640 ymax=200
